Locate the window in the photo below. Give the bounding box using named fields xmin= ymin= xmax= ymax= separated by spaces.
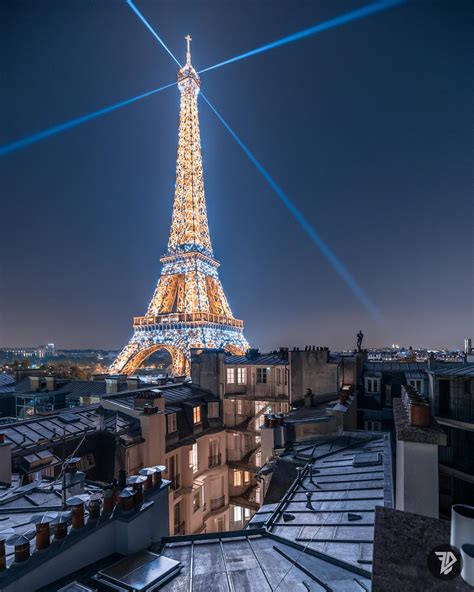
xmin=237 ymin=367 xmax=247 ymax=384
xmin=366 ymin=378 xmax=379 ymax=394
xmin=365 ymin=420 xmax=381 ymax=431
xmin=257 ymin=368 xmax=267 ymax=384
xmin=236 ymin=400 xmax=243 ymax=415
xmin=233 ymin=506 xmax=243 ymax=522
xmin=226 ymin=368 xmax=235 ymax=384
xmin=167 ymin=413 xmax=177 ymax=434
xmin=208 ymin=402 xmax=219 ymax=418
xmin=193 ymin=406 xmax=201 ymax=424
xmin=193 ymin=491 xmax=200 ymax=513
xmin=189 ymin=443 xmax=199 ymax=472
xmin=244 ymin=471 xmax=250 ymax=484
xmin=233 ymin=470 xmax=242 ymax=486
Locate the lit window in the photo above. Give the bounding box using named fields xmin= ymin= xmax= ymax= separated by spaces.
xmin=256 ymin=368 xmax=267 ymax=384
xmin=167 ymin=413 xmax=177 ymax=434
xmin=193 ymin=406 xmax=201 ymax=424
xmin=193 ymin=491 xmax=200 ymax=513
xmin=226 ymin=368 xmax=235 ymax=384
xmin=189 ymin=443 xmax=199 ymax=472
xmin=233 ymin=470 xmax=242 ymax=486
xmin=208 ymin=402 xmax=219 ymax=418
xmin=237 ymin=367 xmax=247 ymax=384
xmin=233 ymin=506 xmax=243 ymax=522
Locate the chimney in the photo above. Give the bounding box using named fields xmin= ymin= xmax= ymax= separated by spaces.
xmin=65 ymin=457 xmax=85 ymax=496
xmin=127 ymin=377 xmax=140 ymax=391
xmin=66 ymin=497 xmax=86 ymax=529
xmin=127 ymin=475 xmax=147 ymax=504
xmin=7 ymin=533 xmax=32 ymax=563
xmin=45 ymin=376 xmax=56 ymax=391
xmin=139 ymin=467 xmax=155 ymax=490
xmin=88 ymin=494 xmax=102 ymax=520
xmin=29 ymin=376 xmax=41 ymax=391
xmin=118 ymin=488 xmax=135 ymax=512
xmin=35 ymin=522 xmax=50 ymax=550
xmin=105 ymin=377 xmax=119 ymax=394
xmin=152 ymin=465 xmax=166 ymax=487
xmin=51 ymin=511 xmax=71 ymax=540
xmin=103 ymin=487 xmax=115 ymax=514
xmin=0 ymin=434 xmax=12 ymax=487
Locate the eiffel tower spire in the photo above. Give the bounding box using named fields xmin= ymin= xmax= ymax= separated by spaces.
xmin=167 ymin=34 xmax=212 ymax=257
xmin=110 ymin=37 xmax=249 ymax=376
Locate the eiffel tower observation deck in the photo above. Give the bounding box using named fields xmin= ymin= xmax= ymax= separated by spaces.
xmin=110 ymin=36 xmax=249 ymax=376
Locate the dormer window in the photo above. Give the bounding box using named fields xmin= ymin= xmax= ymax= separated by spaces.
xmin=193 ymin=406 xmax=201 ymax=424
xmin=226 ymin=368 xmax=235 ymax=384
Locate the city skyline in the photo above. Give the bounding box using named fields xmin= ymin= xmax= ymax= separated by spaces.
xmin=1 ymin=1 xmax=472 ymax=353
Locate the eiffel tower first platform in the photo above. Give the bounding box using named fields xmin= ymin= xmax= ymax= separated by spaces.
xmin=110 ymin=37 xmax=249 ymax=376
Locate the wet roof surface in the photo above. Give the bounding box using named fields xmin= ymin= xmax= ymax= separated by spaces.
xmin=261 ymin=433 xmax=393 ymax=574
xmin=156 ymin=432 xmax=392 ymax=591
xmin=160 ymin=532 xmax=371 ymax=591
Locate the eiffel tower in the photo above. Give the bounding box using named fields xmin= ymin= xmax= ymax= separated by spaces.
xmin=110 ymin=36 xmax=249 ymax=376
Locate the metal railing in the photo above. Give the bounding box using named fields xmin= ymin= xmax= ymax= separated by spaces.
xmin=210 ymin=496 xmax=225 ymax=511
xmin=208 ymin=453 xmax=222 ymax=468
xmin=134 ymin=312 xmax=244 ymax=328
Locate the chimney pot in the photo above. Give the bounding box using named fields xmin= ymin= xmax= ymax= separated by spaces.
xmin=118 ymin=488 xmax=135 ymax=512
xmin=152 ymin=465 xmax=166 ymax=487
xmin=103 ymin=488 xmax=115 ymax=514
xmin=88 ymin=494 xmax=102 ymax=520
xmin=35 ymin=522 xmax=50 ymax=550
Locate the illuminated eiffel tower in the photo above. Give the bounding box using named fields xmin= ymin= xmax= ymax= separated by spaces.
xmin=110 ymin=36 xmax=249 ymax=376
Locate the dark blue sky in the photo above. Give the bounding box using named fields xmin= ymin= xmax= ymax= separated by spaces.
xmin=1 ymin=0 xmax=472 ymax=351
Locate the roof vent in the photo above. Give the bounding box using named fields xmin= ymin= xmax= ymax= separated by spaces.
xmin=57 ymin=412 xmax=79 ymax=424
xmin=353 ymin=452 xmax=381 ymax=467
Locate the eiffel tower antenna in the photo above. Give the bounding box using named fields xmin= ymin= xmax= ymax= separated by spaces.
xmin=110 ymin=36 xmax=249 ymax=377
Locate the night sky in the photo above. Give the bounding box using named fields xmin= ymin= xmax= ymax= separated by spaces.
xmin=1 ymin=0 xmax=472 ymax=352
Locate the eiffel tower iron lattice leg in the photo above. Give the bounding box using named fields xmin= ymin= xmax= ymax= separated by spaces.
xmin=110 ymin=37 xmax=249 ymax=376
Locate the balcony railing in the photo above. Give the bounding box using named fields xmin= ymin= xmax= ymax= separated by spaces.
xmin=208 ymin=453 xmax=222 ymax=468
xmin=174 ymin=521 xmax=185 ymax=535
xmin=210 ymin=496 xmax=225 ymax=511
xmin=170 ymin=474 xmax=181 ymax=491
xmin=134 ymin=312 xmax=244 ymax=329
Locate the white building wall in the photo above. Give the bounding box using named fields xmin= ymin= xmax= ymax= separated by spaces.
xmin=396 ymin=439 xmax=439 ymax=518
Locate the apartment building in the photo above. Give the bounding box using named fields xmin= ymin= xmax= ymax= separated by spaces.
xmin=190 ymin=346 xmax=363 ymax=527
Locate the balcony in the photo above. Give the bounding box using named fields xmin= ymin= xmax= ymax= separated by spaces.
xmin=170 ymin=474 xmax=181 ymax=491
xmin=133 ymin=312 xmax=244 ymax=329
xmin=174 ymin=521 xmax=185 ymax=535
xmin=208 ymin=453 xmax=222 ymax=468
xmin=210 ymin=496 xmax=225 ymax=511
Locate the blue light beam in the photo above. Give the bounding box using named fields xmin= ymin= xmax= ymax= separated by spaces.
xmin=0 ymin=82 xmax=176 ymax=158
xmin=199 ymin=0 xmax=406 ymax=74
xmin=126 ymin=0 xmax=181 ymax=67
xmin=200 ymin=92 xmax=384 ymax=324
